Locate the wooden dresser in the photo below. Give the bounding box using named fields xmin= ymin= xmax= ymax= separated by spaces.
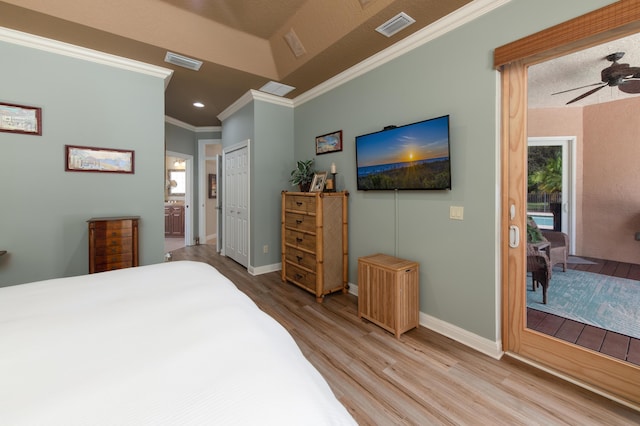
xmin=281 ymin=191 xmax=349 ymax=302
xmin=88 ymin=216 xmax=139 ymax=273
xmin=358 ymin=253 xmax=419 ymax=338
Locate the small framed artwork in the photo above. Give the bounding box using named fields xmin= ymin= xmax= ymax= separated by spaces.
xmin=310 ymin=172 xmax=328 ymax=192
xmin=208 ymin=173 xmax=217 ymax=198
xmin=65 ymin=145 xmax=135 ymax=174
xmin=0 ymin=102 xmax=42 ymax=135
xmin=315 ymin=130 xmax=342 ymax=155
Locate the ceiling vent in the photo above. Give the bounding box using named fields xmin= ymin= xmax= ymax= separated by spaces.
xmin=260 ymin=81 xmax=296 ymax=97
xmin=375 ymin=12 xmax=415 ymax=38
xmin=283 ymin=29 xmax=307 ymax=58
xmin=164 ymin=52 xmax=202 ymax=71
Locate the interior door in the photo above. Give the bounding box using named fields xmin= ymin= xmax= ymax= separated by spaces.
xmin=223 ymin=142 xmax=249 ymax=267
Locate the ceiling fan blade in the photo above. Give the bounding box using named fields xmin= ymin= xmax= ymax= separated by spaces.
xmin=619 ymin=79 xmax=640 ymax=94
xmin=552 ymin=82 xmax=602 ymax=95
xmin=566 ymin=84 xmax=606 ymax=105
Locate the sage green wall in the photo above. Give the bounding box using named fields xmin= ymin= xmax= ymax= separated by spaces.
xmin=0 ymin=41 xmax=166 ymax=287
xmin=221 ymin=100 xmax=294 ymax=268
xmin=252 ymin=101 xmax=294 ymax=266
xmin=292 ymin=0 xmax=614 ymax=340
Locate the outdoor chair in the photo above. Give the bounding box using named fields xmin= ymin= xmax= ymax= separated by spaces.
xmin=527 ymin=243 xmax=552 ymax=304
xmin=541 ymin=229 xmax=569 ymax=272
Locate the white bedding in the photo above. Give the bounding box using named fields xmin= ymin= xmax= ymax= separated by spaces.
xmin=0 ymin=261 xmax=356 ymax=425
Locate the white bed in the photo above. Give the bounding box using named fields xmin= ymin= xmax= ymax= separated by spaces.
xmin=0 ymin=261 xmax=356 ymax=425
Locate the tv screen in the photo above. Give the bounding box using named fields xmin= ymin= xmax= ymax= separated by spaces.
xmin=356 ymin=115 xmax=451 ymax=190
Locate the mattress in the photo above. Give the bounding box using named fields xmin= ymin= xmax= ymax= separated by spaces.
xmin=0 ymin=261 xmax=356 ymax=425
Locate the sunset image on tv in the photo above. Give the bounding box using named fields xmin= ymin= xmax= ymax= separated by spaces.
xmin=356 ymin=115 xmax=451 ymax=190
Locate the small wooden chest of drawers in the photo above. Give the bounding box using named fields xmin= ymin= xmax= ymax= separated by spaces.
xmin=358 ymin=254 xmax=419 ymax=338
xmin=88 ymin=216 xmax=139 ymax=273
xmin=281 ymin=191 xmax=349 ymax=302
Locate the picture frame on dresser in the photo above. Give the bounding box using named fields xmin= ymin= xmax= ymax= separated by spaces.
xmin=310 ymin=172 xmax=327 ymax=192
xmin=65 ymin=145 xmax=135 ymax=174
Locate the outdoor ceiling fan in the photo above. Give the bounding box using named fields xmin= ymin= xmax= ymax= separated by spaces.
xmin=552 ymin=52 xmax=640 ymax=104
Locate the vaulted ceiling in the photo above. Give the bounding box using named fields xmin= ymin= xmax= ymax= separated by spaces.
xmin=0 ymin=0 xmax=472 ymax=127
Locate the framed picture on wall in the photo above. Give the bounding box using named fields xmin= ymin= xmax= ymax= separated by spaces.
xmin=0 ymin=102 xmax=42 ymax=135
xmin=208 ymin=173 xmax=217 ymax=198
xmin=65 ymin=145 xmax=135 ymax=174
xmin=315 ymin=130 xmax=342 ymax=155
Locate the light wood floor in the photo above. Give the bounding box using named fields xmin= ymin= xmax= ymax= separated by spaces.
xmin=170 ymin=245 xmax=640 ymax=425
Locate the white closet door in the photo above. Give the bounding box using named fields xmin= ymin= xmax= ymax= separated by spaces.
xmin=224 ymin=143 xmax=249 ymax=267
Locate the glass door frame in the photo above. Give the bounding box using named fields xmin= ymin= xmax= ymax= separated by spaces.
xmin=496 ymin=0 xmax=640 ymax=405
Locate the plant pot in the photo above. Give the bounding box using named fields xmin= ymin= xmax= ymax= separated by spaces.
xmin=299 ymin=183 xmax=311 ymax=192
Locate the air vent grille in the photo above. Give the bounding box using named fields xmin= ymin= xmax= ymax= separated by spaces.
xmin=260 ymin=81 xmax=296 ymax=97
xmin=375 ymin=12 xmax=415 ymax=38
xmin=164 ymin=52 xmax=202 ymax=71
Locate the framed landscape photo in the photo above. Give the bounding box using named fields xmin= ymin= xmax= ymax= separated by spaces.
xmin=0 ymin=102 xmax=42 ymax=135
xmin=310 ymin=172 xmax=328 ymax=192
xmin=65 ymin=145 xmax=135 ymax=174
xmin=315 ymin=130 xmax=342 ymax=155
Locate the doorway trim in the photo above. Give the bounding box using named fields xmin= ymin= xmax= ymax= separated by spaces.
xmin=197 ymin=139 xmax=222 ymax=246
xmin=166 ymin=150 xmax=193 ymax=247
xmin=527 ymin=136 xmax=577 ymax=253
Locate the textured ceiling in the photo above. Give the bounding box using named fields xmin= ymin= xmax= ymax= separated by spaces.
xmin=0 ymin=0 xmax=472 ymax=127
xmin=528 ymin=32 xmax=640 ymax=109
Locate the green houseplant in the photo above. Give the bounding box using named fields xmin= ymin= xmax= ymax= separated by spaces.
xmin=289 ymin=159 xmax=315 ymax=192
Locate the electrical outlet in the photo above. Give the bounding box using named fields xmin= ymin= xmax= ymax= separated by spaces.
xmin=263 ymin=245 xmax=269 ymax=253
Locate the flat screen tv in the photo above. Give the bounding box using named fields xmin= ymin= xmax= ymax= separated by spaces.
xmin=355 ymin=115 xmax=451 ymax=191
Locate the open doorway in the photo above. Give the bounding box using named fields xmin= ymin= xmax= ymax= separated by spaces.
xmin=165 ymin=151 xmax=193 ymax=254
xmin=198 ymin=140 xmax=222 ymax=251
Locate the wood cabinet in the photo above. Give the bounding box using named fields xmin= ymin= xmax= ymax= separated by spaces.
xmin=88 ymin=216 xmax=139 ymax=273
xmin=358 ymin=253 xmax=419 ymax=338
xmin=164 ymin=205 xmax=184 ymax=237
xmin=281 ymin=191 xmax=349 ymax=302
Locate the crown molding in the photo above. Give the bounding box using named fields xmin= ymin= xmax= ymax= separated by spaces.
xmin=293 ymin=0 xmax=510 ymax=107
xmin=165 ymin=116 xmax=221 ymax=133
xmin=217 ymin=89 xmax=294 ymax=122
xmin=0 ymin=26 xmax=173 ymax=87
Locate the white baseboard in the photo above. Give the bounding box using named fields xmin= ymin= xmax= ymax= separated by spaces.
xmin=347 ymin=282 xmax=503 ymax=360
xmin=249 ymin=262 xmax=281 ymax=276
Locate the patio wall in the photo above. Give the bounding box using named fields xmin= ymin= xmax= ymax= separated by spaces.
xmin=529 ymin=97 xmax=640 ymax=264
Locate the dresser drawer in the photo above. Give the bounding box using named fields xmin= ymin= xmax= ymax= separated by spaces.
xmin=93 ymin=238 xmax=133 ymax=255
xmin=92 ymin=220 xmax=133 ymax=231
xmin=285 ymin=195 xmax=316 ymax=213
xmin=285 ymin=247 xmax=316 ymax=271
xmin=94 ymin=254 xmax=135 ymax=269
xmin=284 ymin=229 xmax=316 ymax=252
xmin=284 ymin=212 xmax=315 ymax=233
xmin=285 ymin=263 xmax=316 ymax=292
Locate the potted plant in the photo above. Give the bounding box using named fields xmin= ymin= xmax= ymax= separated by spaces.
xmin=289 ymin=159 xmax=315 ymax=192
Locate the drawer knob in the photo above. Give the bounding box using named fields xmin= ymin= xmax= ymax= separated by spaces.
xmin=296 ymin=219 xmax=303 ymax=224
xmin=295 ymin=273 xmax=303 ymax=280
xmin=296 ymin=201 xmax=303 ymax=206
xmin=296 ymin=237 xmax=303 ymax=243
xmin=296 ymin=255 xmax=303 ymax=262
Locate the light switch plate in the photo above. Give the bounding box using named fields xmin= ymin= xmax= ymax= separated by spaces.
xmin=450 ymin=206 xmax=464 ymax=220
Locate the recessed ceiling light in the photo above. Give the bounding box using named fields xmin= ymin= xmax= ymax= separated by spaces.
xmin=259 ymin=81 xmax=296 ymax=97
xmin=193 ymin=102 xmax=205 ymax=108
